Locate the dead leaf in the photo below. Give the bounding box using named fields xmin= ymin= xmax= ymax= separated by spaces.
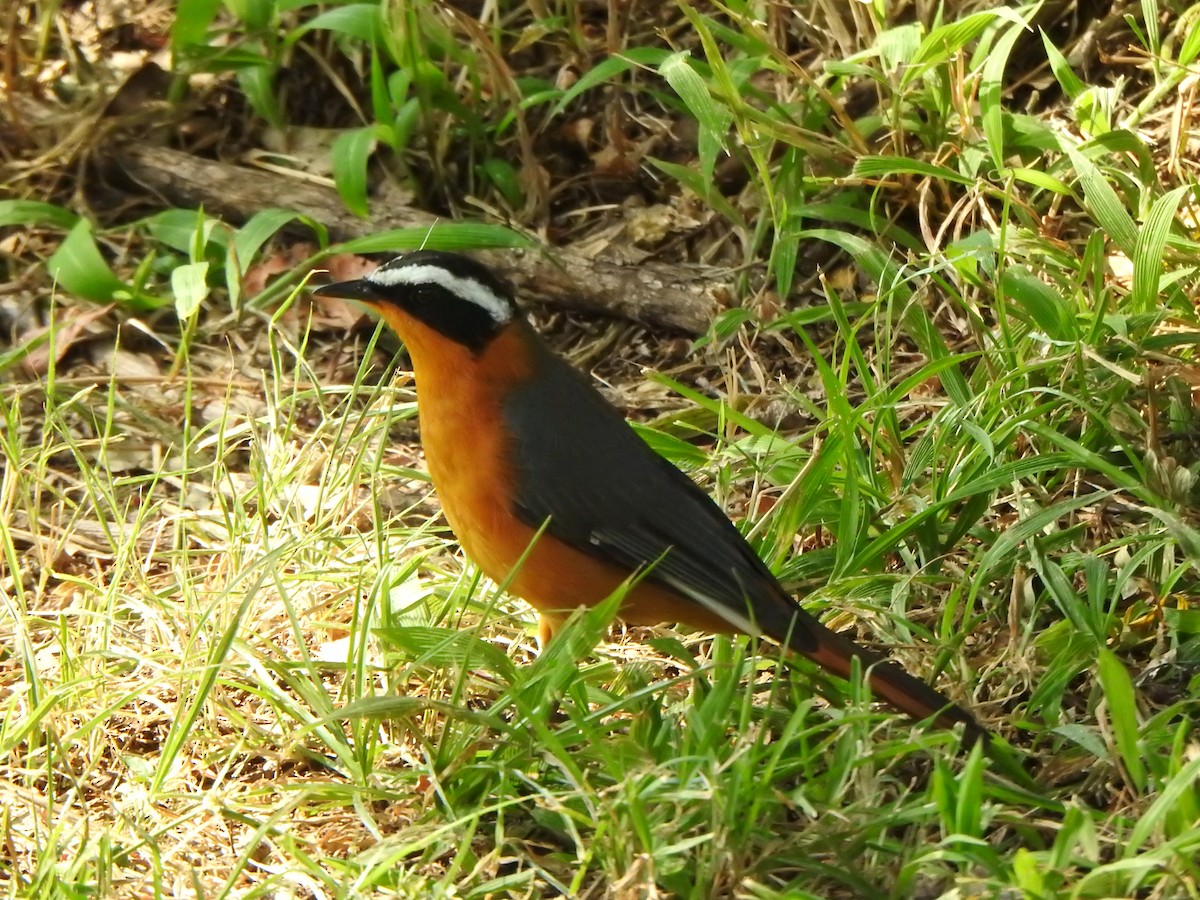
xmin=20 ymin=303 xmax=114 ymax=378
xmin=319 ymin=253 xmax=379 ymax=283
xmin=110 ymin=348 xmax=162 ymax=379
xmin=242 ymin=242 xmax=318 ymax=299
xmin=561 ymin=117 xmax=595 ymax=150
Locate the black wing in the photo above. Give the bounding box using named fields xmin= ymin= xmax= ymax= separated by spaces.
xmin=502 ymin=331 xmax=988 ymax=744
xmin=502 ymin=334 xmax=819 ymax=653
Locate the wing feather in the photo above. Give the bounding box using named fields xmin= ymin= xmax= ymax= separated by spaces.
xmin=503 ymin=339 xmax=816 ymax=652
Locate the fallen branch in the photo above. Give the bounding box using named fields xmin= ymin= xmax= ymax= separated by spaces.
xmin=112 ymin=145 xmax=726 ymax=335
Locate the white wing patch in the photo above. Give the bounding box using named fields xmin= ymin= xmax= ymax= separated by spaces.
xmin=591 ymin=526 xmax=765 ymax=638
xmin=367 ymin=262 xmax=512 ymax=323
xmin=655 ymin=570 xmax=764 ymax=638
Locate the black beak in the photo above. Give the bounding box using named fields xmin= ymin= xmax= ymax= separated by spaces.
xmin=311 ymin=279 xmax=386 ymax=303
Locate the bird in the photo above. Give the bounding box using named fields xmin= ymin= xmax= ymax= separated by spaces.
xmin=313 ymin=250 xmax=986 ymax=745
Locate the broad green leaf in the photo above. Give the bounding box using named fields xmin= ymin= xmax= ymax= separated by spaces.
xmin=631 ymin=423 xmax=711 ymax=469
xmin=480 ymin=158 xmax=523 ymax=209
xmin=1012 ymin=849 xmax=1047 ymax=895
xmin=877 ymin=23 xmax=922 ymax=72
xmin=141 ymin=208 xmax=222 ymax=255
xmin=797 ymin=200 xmax=924 ymax=252
xmin=171 ymin=0 xmax=221 ymax=49
xmin=1001 ymin=266 xmax=1078 ymax=341
xmin=980 ymin=17 xmax=1032 ymax=171
xmin=1054 ymin=721 xmax=1108 ymax=757
xmin=392 ymin=97 xmax=422 ymax=151
xmin=851 ymin=156 xmax=974 ymax=186
xmin=771 ymin=211 xmax=801 ymax=299
xmin=48 ymin=220 xmax=131 ymax=304
xmin=238 ymin=64 xmax=283 ymax=129
xmin=224 ymin=0 xmax=274 ymax=30
xmin=1097 ymin=648 xmax=1147 ymax=791
xmin=1029 ymin=540 xmax=1101 ymax=639
xmin=1180 ymin=11 xmax=1200 ymax=65
xmin=1086 ymin=129 xmax=1156 ymax=187
xmin=954 ymin=744 xmax=986 ymax=836
xmin=0 ymin=200 xmax=79 ymax=229
xmin=1132 ymin=186 xmax=1188 ymax=314
xmin=903 ymin=9 xmax=1027 ymax=87
xmin=287 ymin=3 xmax=379 ymax=44
xmin=945 ymin=230 xmax=996 ymax=285
xmin=659 ymin=51 xmax=730 ymax=184
xmin=332 ymin=126 xmax=377 ymax=218
xmin=1041 ymin=31 xmax=1087 ymax=100
xmin=229 ymin=208 xmax=326 ymax=304
xmin=1140 ymin=0 xmax=1162 ymax=58
xmin=1074 ymin=86 xmax=1115 ymax=137
xmin=172 ymin=260 xmax=210 ymax=319
xmin=370 ymin=40 xmax=391 ymax=126
xmin=1125 ymin=754 xmax=1200 ymax=853
xmin=334 ymin=223 xmax=532 ymax=254
xmin=1058 ymin=138 xmax=1139 ymax=255
xmin=1003 ymin=166 xmax=1073 ymax=195
xmin=695 ymin=307 xmax=756 ymax=349
xmin=1001 ymin=112 xmax=1062 ymax=155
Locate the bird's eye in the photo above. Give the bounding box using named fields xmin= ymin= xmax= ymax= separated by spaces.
xmin=410 ymin=286 xmax=435 ymax=305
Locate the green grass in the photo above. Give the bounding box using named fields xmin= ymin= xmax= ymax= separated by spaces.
xmin=4 ymin=0 xmax=1200 ymax=897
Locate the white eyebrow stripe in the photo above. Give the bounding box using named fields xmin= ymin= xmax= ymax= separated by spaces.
xmin=366 ymin=263 xmax=512 ymax=323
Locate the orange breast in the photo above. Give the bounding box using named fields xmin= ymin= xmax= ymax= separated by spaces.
xmin=373 ymin=307 xmax=733 ymax=638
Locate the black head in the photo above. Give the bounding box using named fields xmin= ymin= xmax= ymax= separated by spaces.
xmin=313 ymin=251 xmax=518 ymax=352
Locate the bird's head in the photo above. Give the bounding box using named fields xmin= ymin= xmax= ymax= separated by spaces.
xmin=313 ymin=251 xmax=517 ymax=353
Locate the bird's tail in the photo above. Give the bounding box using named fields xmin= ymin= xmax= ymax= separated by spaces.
xmin=798 ymin=616 xmax=988 ymax=747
